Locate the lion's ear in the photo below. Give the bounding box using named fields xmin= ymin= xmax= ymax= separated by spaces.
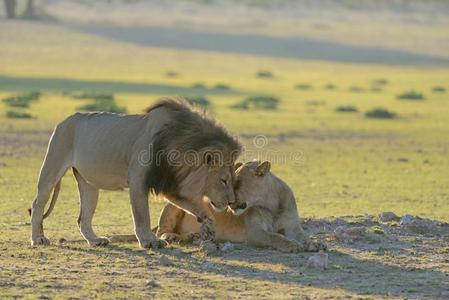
xmin=255 ymin=161 xmax=271 ymax=176
xmin=234 ymin=162 xmax=243 ymax=171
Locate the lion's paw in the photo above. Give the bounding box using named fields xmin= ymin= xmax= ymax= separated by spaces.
xmin=31 ymin=236 xmax=50 ymax=246
xmin=281 ymin=242 xmax=304 ymax=253
xmin=306 ymin=239 xmax=328 ymax=252
xmin=88 ymin=237 xmax=110 ymax=247
xmin=160 ymin=233 xmax=182 ymax=244
xmin=140 ymin=238 xmax=167 ymax=250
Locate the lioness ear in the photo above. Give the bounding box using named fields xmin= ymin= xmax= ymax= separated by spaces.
xmin=234 ymin=162 xmax=243 ymax=171
xmin=255 ymin=161 xmax=271 ymax=176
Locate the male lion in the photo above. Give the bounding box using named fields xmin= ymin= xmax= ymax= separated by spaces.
xmin=30 ymin=98 xmax=241 ymax=249
xmin=155 ymin=160 xmax=326 ymax=253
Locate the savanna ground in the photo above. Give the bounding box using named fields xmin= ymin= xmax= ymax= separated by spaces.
xmin=0 ymin=1 xmax=449 ymax=298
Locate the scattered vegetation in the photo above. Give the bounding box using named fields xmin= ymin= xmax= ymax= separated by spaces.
xmin=371 ymin=86 xmax=382 ymax=92
xmin=165 ymin=71 xmax=178 ymax=78
xmin=6 ymin=110 xmax=33 ymax=119
xmin=365 ymin=108 xmax=397 ymax=119
xmin=77 ymin=98 xmax=126 ymax=114
xmin=191 ymin=82 xmax=206 ymax=89
xmin=72 ymin=92 xmax=114 ymax=101
xmin=431 ymin=86 xmax=446 ymax=93
xmin=256 ymin=70 xmax=274 ymax=78
xmin=184 ymin=96 xmax=211 ymax=108
xmin=371 ymin=226 xmax=385 ymax=235
xmin=324 ymin=83 xmax=336 ymax=90
xmin=349 ymin=86 xmax=364 ymax=93
xmin=2 ymin=91 xmax=41 ymax=108
xmin=231 ymin=95 xmax=280 ymax=110
xmin=306 ymin=100 xmax=326 ymax=106
xmin=335 ymin=105 xmax=358 ymax=112
xmin=372 ymin=79 xmax=389 ymax=86
xmin=214 ymin=83 xmax=231 ymax=90
xmin=397 ymin=90 xmax=425 ymax=101
xmin=295 ymin=83 xmax=312 ymax=90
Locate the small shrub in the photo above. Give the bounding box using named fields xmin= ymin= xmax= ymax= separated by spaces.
xmin=335 ymin=105 xmax=358 ymax=112
xmin=371 ymin=86 xmax=382 ymax=92
xmin=231 ymin=96 xmax=280 ymax=110
xmin=6 ymin=110 xmax=33 ymax=119
xmin=295 ymin=83 xmax=312 ymax=90
xmin=365 ymin=108 xmax=397 ymax=119
xmin=324 ymin=83 xmax=336 ymax=90
xmin=72 ymin=92 xmax=114 ymax=101
xmin=432 ymin=86 xmax=446 ymax=93
xmin=165 ymin=71 xmax=178 ymax=78
xmin=184 ymin=96 xmax=211 ymax=108
xmin=397 ymin=90 xmax=425 ymax=100
xmin=214 ymin=83 xmax=231 ymax=90
xmin=349 ymin=86 xmax=364 ymax=93
xmin=256 ymin=70 xmax=274 ymax=78
xmin=2 ymin=91 xmax=41 ymax=108
xmin=306 ymin=100 xmax=326 ymax=106
xmin=77 ymin=99 xmax=126 ymax=114
xmin=372 ymin=79 xmax=389 ymax=86
xmin=191 ymin=83 xmax=206 ymax=89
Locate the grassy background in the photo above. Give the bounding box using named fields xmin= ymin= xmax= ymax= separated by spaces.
xmin=0 ymin=2 xmax=448 ymax=297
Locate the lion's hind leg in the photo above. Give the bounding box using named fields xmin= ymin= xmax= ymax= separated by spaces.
xmin=73 ymin=169 xmax=109 ymax=247
xmin=31 ymin=124 xmax=73 ymax=246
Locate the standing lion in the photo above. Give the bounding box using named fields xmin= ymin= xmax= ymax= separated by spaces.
xmin=30 ymin=98 xmax=241 ymax=249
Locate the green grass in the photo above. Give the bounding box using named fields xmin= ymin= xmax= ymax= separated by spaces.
xmin=0 ymin=20 xmax=449 ymax=299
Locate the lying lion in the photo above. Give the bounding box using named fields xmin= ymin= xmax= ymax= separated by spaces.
xmin=155 ymin=160 xmax=326 ymax=253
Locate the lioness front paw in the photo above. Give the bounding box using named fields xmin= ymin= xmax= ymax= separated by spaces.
xmin=306 ymin=239 xmax=328 ymax=252
xmin=280 ymin=242 xmax=304 ymax=253
xmin=160 ymin=233 xmax=181 ymax=244
xmin=88 ymin=237 xmax=110 ymax=247
xmin=31 ymin=236 xmax=50 ymax=246
xmin=139 ymin=238 xmax=167 ymax=250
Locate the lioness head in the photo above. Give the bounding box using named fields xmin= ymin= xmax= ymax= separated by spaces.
xmin=201 ymin=151 xmax=237 ymax=213
xmin=229 ymin=160 xmax=271 ymax=216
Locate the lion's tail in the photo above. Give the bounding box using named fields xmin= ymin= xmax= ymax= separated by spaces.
xmin=28 ymin=179 xmax=61 ymax=219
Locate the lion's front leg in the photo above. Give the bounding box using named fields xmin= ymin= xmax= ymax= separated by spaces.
xmin=128 ymin=177 xmax=166 ymax=249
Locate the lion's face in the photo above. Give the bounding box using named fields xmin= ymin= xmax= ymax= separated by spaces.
xmin=229 ymin=160 xmax=271 ymax=216
xmin=203 ymin=165 xmax=236 ymax=213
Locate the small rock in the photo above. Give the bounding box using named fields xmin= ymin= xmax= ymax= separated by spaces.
xmin=220 ymin=242 xmax=234 ymax=252
xmin=379 ymin=211 xmax=400 ymax=222
xmin=346 ymin=226 xmax=366 ymax=236
xmin=199 ymin=240 xmax=218 ymax=254
xmin=146 ymin=279 xmax=160 ymax=288
xmin=306 ymin=251 xmax=328 ymax=270
xmin=400 ymin=214 xmax=415 ymax=226
xmin=159 ymin=255 xmax=172 ymax=266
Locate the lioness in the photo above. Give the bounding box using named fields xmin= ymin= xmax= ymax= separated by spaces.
xmin=156 ymin=161 xmax=326 ymax=253
xmin=30 ymin=98 xmax=241 ymax=249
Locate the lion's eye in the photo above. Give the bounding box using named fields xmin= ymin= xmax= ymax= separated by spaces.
xmin=221 ymin=179 xmax=227 ymax=186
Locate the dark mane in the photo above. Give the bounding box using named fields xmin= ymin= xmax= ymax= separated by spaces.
xmin=145 ymin=97 xmax=242 ymax=196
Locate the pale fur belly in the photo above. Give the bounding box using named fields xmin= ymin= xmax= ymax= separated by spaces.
xmin=179 ymin=211 xmax=246 ymax=243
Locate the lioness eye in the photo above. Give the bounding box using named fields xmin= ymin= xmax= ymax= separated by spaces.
xmin=221 ymin=179 xmax=227 ymax=185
